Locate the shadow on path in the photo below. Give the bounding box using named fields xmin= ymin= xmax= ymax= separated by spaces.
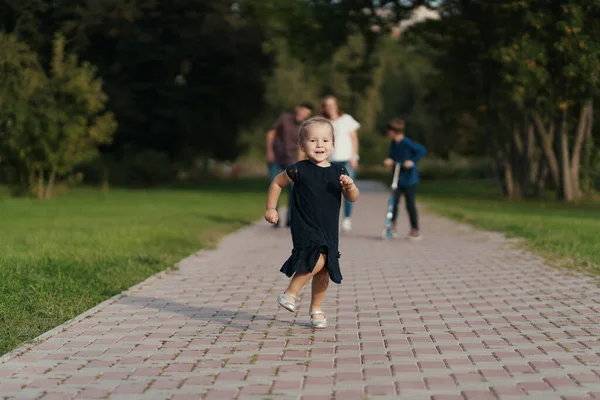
xmin=118 ymin=295 xmax=313 ymax=330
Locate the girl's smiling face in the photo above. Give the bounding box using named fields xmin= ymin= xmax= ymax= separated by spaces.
xmin=300 ymin=122 xmax=334 ymax=166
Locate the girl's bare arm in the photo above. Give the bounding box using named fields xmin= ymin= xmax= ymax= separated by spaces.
xmin=343 ymin=184 xmax=360 ymax=202
xmin=266 ymin=171 xmax=293 ymax=210
xmin=340 ymin=175 xmax=360 ymax=202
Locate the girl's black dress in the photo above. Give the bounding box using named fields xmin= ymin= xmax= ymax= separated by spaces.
xmin=281 ymin=160 xmax=348 ymax=284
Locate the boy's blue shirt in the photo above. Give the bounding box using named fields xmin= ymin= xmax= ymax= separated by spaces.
xmin=388 ymin=137 xmax=427 ymax=187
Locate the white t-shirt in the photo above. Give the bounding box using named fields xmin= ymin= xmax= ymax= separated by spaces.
xmin=329 ymin=114 xmax=360 ymax=162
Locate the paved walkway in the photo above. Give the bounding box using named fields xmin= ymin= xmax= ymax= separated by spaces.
xmin=2 ymin=182 xmax=600 ymax=400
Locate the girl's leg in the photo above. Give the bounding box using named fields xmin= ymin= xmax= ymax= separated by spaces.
xmin=279 ymin=254 xmax=329 ymax=327
xmin=310 ymin=267 xmax=330 ymax=319
xmin=283 ymin=253 xmax=326 ymax=298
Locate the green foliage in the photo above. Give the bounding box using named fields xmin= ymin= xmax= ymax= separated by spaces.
xmin=377 ymin=37 xmax=440 ymax=151
xmin=63 ymin=0 xmax=268 ymax=162
xmin=236 ymin=37 xmax=321 ymax=161
xmin=81 ymin=147 xmax=178 ymax=188
xmin=39 ymin=34 xmax=116 ymax=182
xmin=325 ymin=34 xmax=440 ymax=164
xmin=581 ymin=147 xmax=600 ymax=193
xmin=328 ymin=33 xmax=369 ymax=112
xmin=402 ymin=1 xmax=600 ymax=200
xmin=492 ymin=1 xmax=600 ymax=112
xmin=235 ymin=0 xmax=441 ymax=166
xmin=0 ymin=0 xmax=53 ymax=59
xmin=239 ymin=0 xmax=322 ymax=64
xmin=240 ymin=0 xmax=419 ymax=66
xmin=0 ymin=33 xmax=47 ymax=194
xmin=263 ymin=39 xmax=320 ymax=113
xmin=0 ymin=33 xmax=116 ymax=198
xmin=1 ymin=0 xmax=434 ymax=178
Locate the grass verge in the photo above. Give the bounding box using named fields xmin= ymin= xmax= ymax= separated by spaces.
xmin=0 ymin=178 xmax=274 ymax=355
xmin=417 ymin=180 xmax=600 ymax=274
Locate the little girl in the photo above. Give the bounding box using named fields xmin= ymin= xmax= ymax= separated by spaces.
xmin=265 ymin=116 xmax=360 ymax=328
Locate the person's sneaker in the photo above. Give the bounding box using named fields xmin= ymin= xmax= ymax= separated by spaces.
xmin=341 ymin=217 xmax=352 ymax=231
xmin=408 ymin=228 xmax=421 ymax=240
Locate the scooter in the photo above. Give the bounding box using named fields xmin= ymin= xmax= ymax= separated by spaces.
xmin=382 ymin=163 xmax=400 ymax=240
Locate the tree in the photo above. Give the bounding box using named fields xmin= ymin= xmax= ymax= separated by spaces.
xmin=236 ymin=38 xmax=320 ymax=160
xmin=500 ymin=1 xmax=600 ymax=201
xmin=471 ymin=1 xmax=600 ymax=201
xmin=263 ymin=39 xmax=320 ymax=114
xmin=61 ymin=0 xmax=268 ymax=162
xmin=403 ymin=0 xmax=600 ymax=201
xmin=0 ymin=33 xmax=116 ymax=198
xmin=0 ymin=33 xmax=47 ymax=194
xmin=34 ymin=33 xmax=117 ymax=198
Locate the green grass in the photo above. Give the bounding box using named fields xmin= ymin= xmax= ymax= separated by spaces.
xmin=0 ymin=178 xmax=276 ymax=355
xmin=417 ymin=179 xmax=600 ymax=273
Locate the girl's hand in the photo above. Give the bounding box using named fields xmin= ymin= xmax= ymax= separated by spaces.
xmin=340 ymin=174 xmax=355 ymax=190
xmin=265 ymin=209 xmax=279 ymax=224
xmin=403 ymin=160 xmax=414 ymax=168
xmin=349 ymin=158 xmax=358 ymax=170
xmin=383 ymin=158 xmax=394 ymax=167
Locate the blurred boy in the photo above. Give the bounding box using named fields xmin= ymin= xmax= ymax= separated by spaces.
xmin=383 ymin=119 xmax=427 ymax=240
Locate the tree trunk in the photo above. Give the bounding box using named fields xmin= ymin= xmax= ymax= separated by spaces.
xmin=526 ymin=122 xmax=537 ymax=179
xmin=521 ymin=118 xmax=540 ymax=197
xmin=101 ymin=167 xmax=110 ymax=192
xmin=570 ymin=100 xmax=593 ymax=198
xmin=24 ymin=170 xmax=36 ymax=197
xmin=45 ymin=168 xmax=57 ymax=199
xmin=494 ymin=157 xmax=508 ymax=196
xmin=532 ymin=111 xmax=560 ymax=188
xmin=511 ymin=124 xmax=525 ymax=198
xmin=536 ymin=160 xmax=549 ymax=192
xmin=556 ymin=109 xmax=575 ymax=201
xmin=37 ymin=169 xmax=44 ymax=200
xmin=527 ymin=123 xmax=542 ymax=196
xmin=489 ymin=131 xmax=508 ymax=195
xmin=582 ymin=101 xmax=595 ymax=193
xmin=508 ymin=116 xmax=540 ymax=198
xmin=503 ymin=160 xmax=518 ymax=198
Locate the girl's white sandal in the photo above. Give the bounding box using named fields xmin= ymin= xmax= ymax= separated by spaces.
xmin=277 ymin=292 xmax=297 ymax=312
xmin=310 ymin=309 xmax=327 ymax=328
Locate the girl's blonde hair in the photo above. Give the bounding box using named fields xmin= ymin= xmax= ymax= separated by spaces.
xmin=319 ymin=95 xmax=342 ymax=119
xmin=298 ymin=116 xmax=335 ymax=145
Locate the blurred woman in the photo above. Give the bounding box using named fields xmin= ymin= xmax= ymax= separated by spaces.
xmin=320 ymin=95 xmax=361 ymax=231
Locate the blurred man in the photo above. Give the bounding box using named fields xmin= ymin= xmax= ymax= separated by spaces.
xmin=266 ymin=102 xmax=314 ymax=227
